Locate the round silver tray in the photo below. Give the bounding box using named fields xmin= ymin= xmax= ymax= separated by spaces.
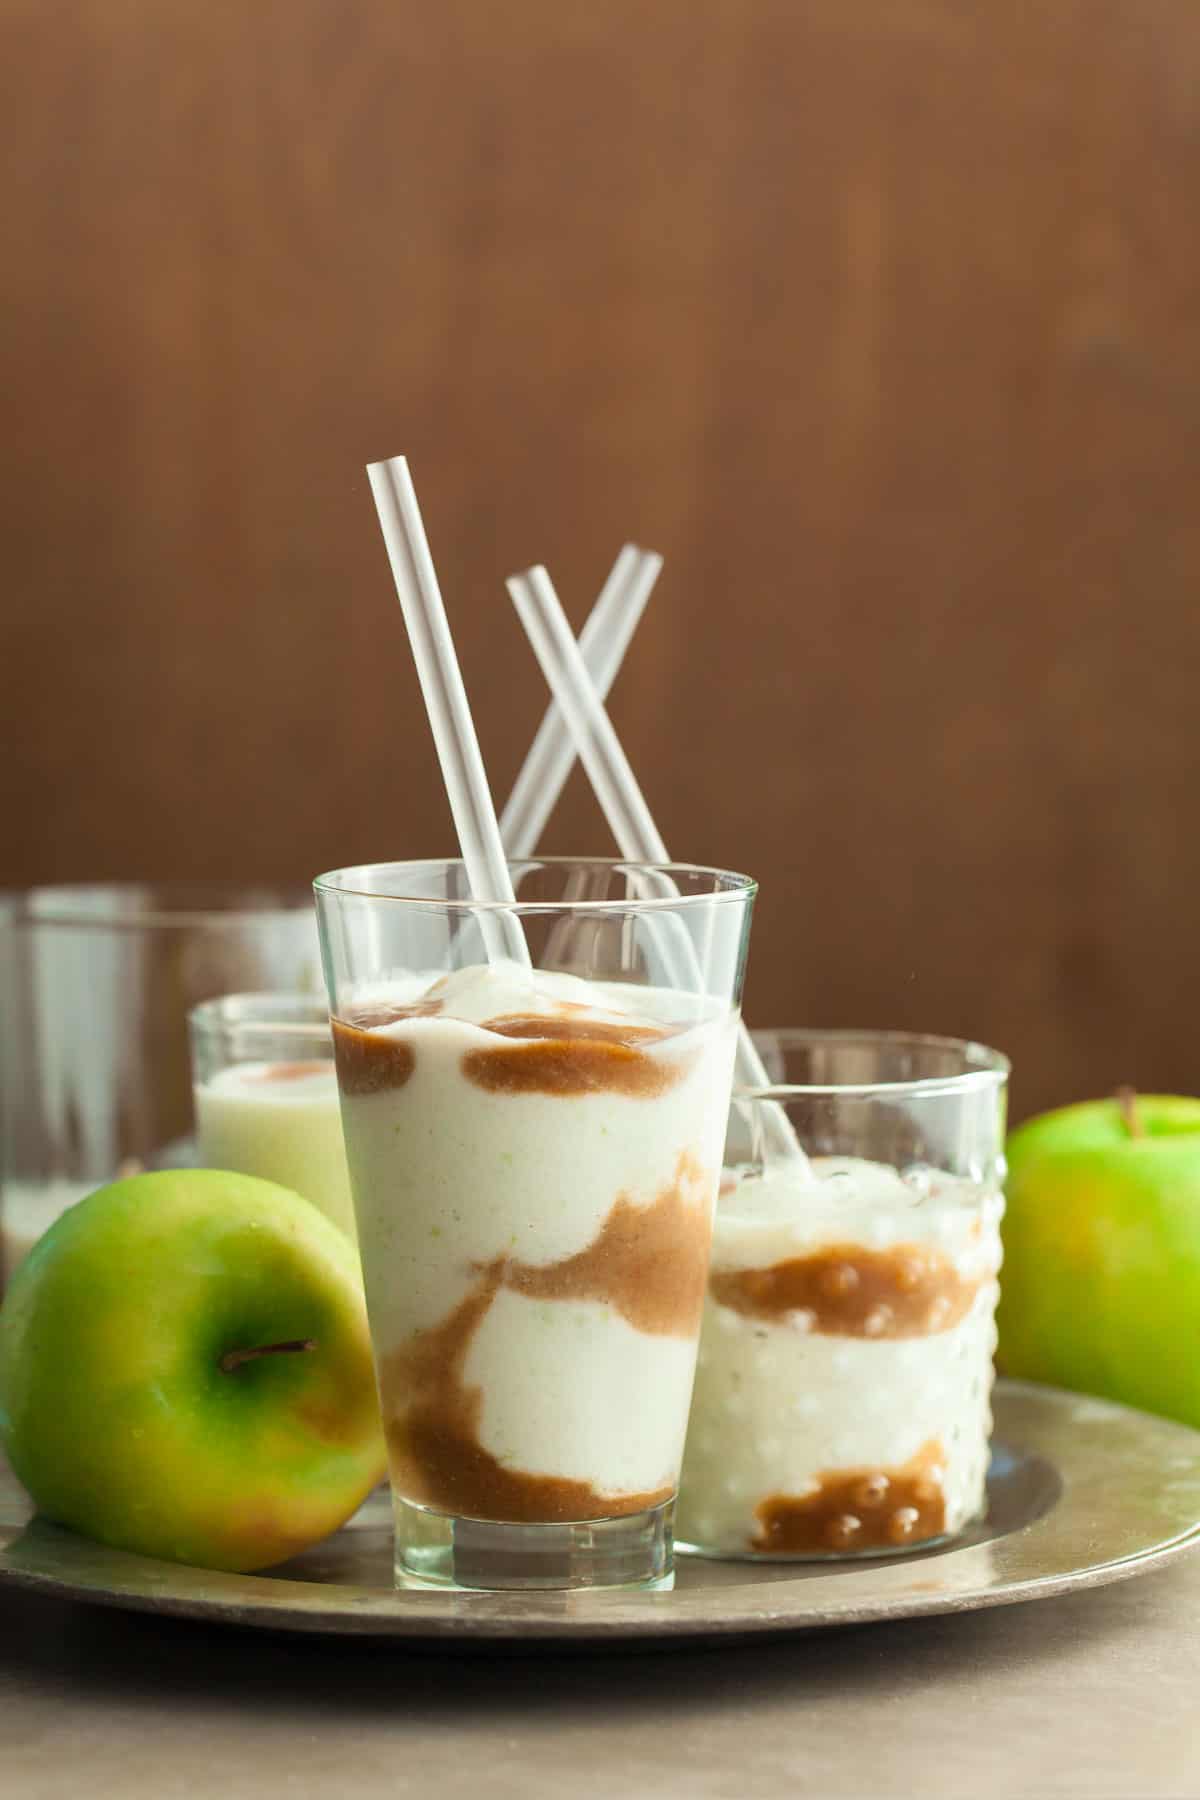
xmin=3 ymin=1381 xmax=1199 ymax=1646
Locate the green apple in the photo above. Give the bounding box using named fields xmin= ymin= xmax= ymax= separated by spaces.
xmin=0 ymin=1170 xmax=386 ymax=1572
xmin=998 ymin=1093 xmax=1200 ymax=1427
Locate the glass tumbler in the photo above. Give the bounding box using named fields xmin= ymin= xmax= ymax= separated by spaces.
xmin=0 ymin=885 xmax=320 ymax=1288
xmin=314 ymin=857 xmax=757 ymax=1592
xmin=188 ymin=993 xmax=354 ymax=1240
xmin=676 ymin=1030 xmax=1010 ymax=1560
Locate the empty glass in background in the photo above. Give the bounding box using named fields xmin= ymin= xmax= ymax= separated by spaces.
xmin=0 ymin=886 xmax=321 ymax=1288
xmin=188 ymin=993 xmax=354 ymax=1240
xmin=676 ymin=1030 xmax=1010 ymax=1561
xmin=315 ymin=857 xmax=757 ymax=1595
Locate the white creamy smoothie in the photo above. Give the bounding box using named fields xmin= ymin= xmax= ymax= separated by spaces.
xmin=676 ymin=1157 xmax=1003 ymax=1556
xmin=330 ymin=960 xmax=738 ymax=1525
xmin=194 ymin=1061 xmax=356 ymax=1239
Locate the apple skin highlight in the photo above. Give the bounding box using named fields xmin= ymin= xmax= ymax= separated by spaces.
xmin=0 ymin=1170 xmax=386 ymax=1572
xmin=998 ymin=1095 xmax=1200 ymax=1429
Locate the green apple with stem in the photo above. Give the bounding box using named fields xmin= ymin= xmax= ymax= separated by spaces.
xmin=0 ymin=1170 xmax=386 ymax=1571
xmin=998 ymin=1090 xmax=1200 ymax=1427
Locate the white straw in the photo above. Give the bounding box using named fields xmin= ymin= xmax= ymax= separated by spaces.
xmin=368 ymin=456 xmax=528 ymax=967
xmin=500 ymin=545 xmax=662 ymax=861
xmin=508 ymin=567 xmax=670 ymax=862
xmin=507 ymin=563 xmax=811 ymax=1173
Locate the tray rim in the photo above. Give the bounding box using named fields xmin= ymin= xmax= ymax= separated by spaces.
xmin=3 ymin=1380 xmax=1200 ymax=1645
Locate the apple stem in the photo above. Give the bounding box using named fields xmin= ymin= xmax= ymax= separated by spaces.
xmin=1116 ymin=1086 xmax=1145 ymax=1139
xmin=218 ymin=1338 xmax=316 ymax=1374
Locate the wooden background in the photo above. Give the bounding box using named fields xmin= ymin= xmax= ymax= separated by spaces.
xmin=4 ymin=1 xmax=1199 ymax=1121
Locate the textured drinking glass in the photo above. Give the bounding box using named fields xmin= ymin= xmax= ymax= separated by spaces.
xmin=188 ymin=994 xmax=354 ymax=1240
xmin=314 ymin=857 xmax=756 ymax=1592
xmin=0 ymin=886 xmax=321 ymax=1288
xmin=676 ymin=1030 xmax=1010 ymax=1561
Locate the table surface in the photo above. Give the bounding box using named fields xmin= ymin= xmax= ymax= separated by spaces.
xmin=3 ymin=1545 xmax=1198 ymax=1800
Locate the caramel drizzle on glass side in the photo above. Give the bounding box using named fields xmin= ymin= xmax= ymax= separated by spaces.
xmin=752 ymin=1439 xmax=948 ymax=1554
xmin=710 ymin=1242 xmax=983 ymax=1338
xmin=330 ymin=1015 xmax=423 ymax=1096
xmin=378 ymin=1153 xmax=715 ymax=1523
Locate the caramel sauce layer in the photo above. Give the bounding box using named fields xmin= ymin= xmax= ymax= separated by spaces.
xmin=378 ymin=1152 xmax=714 ymax=1522
xmin=331 ymin=1006 xmax=693 ymax=1100
xmin=505 ymin=1152 xmax=714 ymax=1337
xmin=331 ymin=1018 xmax=416 ymax=1097
xmin=710 ymin=1242 xmax=983 ymax=1338
xmin=464 ymin=1012 xmax=690 ymax=1098
xmin=752 ymin=1440 xmax=947 ymax=1554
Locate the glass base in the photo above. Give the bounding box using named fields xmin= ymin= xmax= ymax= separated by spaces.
xmin=392 ymin=1494 xmax=675 ymax=1592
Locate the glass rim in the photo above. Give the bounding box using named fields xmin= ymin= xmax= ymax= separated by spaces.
xmin=313 ymin=857 xmax=758 ymax=914
xmin=189 ymin=992 xmax=332 ymax=1033
xmin=738 ymin=1027 xmax=1010 ymax=1099
xmin=1 ymin=883 xmax=314 ymax=932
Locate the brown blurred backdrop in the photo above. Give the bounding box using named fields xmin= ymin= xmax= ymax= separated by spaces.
xmin=4 ymin=2 xmax=1199 ymax=1122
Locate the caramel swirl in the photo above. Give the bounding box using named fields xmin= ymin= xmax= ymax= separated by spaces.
xmin=378 ymin=1153 xmax=713 ymax=1521
xmin=381 ymin=1265 xmax=672 ymax=1523
xmin=710 ymin=1242 xmax=983 ymax=1338
xmin=505 ymin=1152 xmax=714 ymax=1337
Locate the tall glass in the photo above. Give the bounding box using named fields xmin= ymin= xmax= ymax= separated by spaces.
xmin=315 ymin=858 xmax=756 ymax=1592
xmin=677 ymin=1030 xmax=1010 ymax=1560
xmin=188 ymin=994 xmax=354 ymax=1240
xmin=0 ymin=885 xmax=320 ymax=1288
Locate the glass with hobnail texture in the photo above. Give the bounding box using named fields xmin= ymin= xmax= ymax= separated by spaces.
xmin=676 ymin=1030 xmax=1009 ymax=1561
